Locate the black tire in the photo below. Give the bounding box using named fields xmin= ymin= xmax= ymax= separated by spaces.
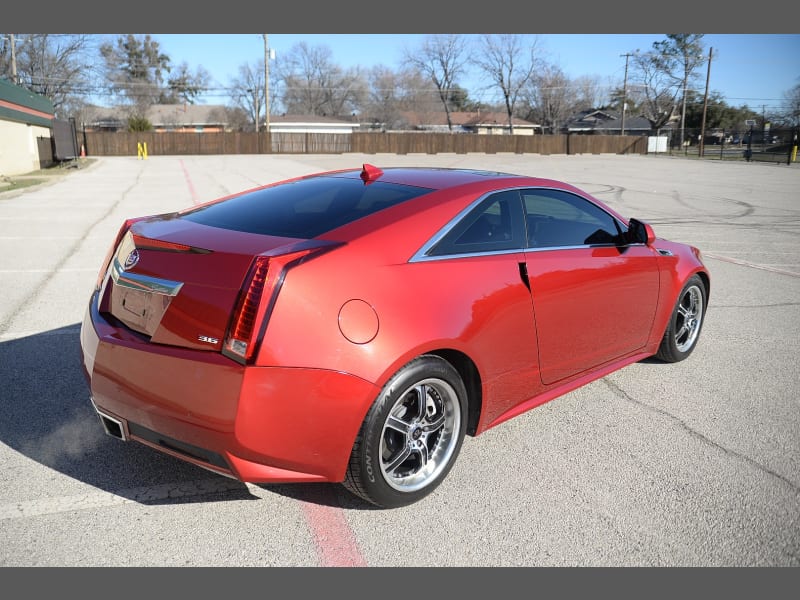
xmin=343 ymin=355 xmax=468 ymax=509
xmin=656 ymin=274 xmax=707 ymax=363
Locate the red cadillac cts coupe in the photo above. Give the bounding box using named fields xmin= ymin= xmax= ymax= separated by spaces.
xmin=80 ymin=164 xmax=709 ymax=508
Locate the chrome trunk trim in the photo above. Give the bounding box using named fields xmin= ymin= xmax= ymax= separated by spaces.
xmin=110 ymin=258 xmax=183 ymax=296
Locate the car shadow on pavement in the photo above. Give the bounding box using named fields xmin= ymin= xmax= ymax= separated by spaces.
xmin=263 ymin=482 xmax=379 ymax=510
xmin=0 ymin=324 xmax=371 ymax=509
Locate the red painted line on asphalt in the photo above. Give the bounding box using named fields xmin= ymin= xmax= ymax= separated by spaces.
xmin=705 ymin=252 xmax=800 ymax=278
xmin=179 ymin=159 xmax=200 ymax=205
xmin=300 ymin=493 xmax=367 ymax=567
xmin=177 ymin=157 xmax=363 ymax=565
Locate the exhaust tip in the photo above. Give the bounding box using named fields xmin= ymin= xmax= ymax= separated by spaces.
xmin=99 ymin=414 xmax=126 ymax=440
xmin=90 ymin=398 xmax=128 ymax=441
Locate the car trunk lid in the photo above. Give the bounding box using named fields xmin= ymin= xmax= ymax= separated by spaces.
xmin=100 ymin=216 xmax=303 ymax=353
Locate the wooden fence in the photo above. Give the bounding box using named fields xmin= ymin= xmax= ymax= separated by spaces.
xmin=83 ymin=131 xmax=649 ymax=157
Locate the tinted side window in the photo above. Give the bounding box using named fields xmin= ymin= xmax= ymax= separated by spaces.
xmin=523 ymin=189 xmax=621 ymax=248
xmin=428 ymin=190 xmax=525 ymax=256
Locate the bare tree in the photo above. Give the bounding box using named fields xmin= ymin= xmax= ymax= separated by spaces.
xmin=571 ymin=75 xmax=611 ymax=112
xmin=276 ymin=42 xmax=366 ymax=118
xmin=608 ymin=83 xmax=645 ymax=117
xmin=0 ymin=35 xmax=12 ymax=80
xmin=781 ymin=80 xmax=800 ymax=127
xmin=523 ymin=63 xmax=575 ymax=134
xmin=207 ymin=106 xmax=249 ymax=132
xmin=404 ymin=34 xmax=468 ymax=131
xmin=630 ymin=50 xmax=682 ymax=132
xmin=362 ymin=65 xmax=406 ymax=129
xmin=227 ymin=60 xmax=265 ymax=131
xmin=652 ymin=34 xmax=706 ymax=146
xmin=362 ymin=65 xmax=443 ymax=129
xmin=472 ymin=34 xmax=539 ymax=133
xmin=0 ymin=34 xmax=98 ymax=115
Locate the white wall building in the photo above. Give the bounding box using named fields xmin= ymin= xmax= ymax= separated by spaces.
xmin=0 ymin=79 xmax=55 ymax=176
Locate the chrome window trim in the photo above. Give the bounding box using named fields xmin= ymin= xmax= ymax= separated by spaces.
xmin=410 ymin=189 xmax=509 ymax=263
xmin=524 ymin=243 xmax=623 ymax=253
xmin=411 ymin=247 xmax=525 ymax=263
xmin=409 ymin=185 xmax=629 ymax=263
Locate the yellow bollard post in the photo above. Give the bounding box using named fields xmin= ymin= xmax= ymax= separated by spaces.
xmin=143 ymin=142 xmax=148 ymax=160
xmin=137 ymin=142 xmax=143 ymax=160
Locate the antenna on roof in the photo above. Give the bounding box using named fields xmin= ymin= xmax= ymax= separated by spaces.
xmin=360 ymin=164 xmax=383 ymax=184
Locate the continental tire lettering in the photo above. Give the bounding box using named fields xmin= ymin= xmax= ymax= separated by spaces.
xmin=364 ymin=444 xmax=376 ymax=483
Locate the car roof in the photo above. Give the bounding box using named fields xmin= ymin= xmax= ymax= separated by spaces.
xmin=177 ymin=165 xmax=608 ymax=242
xmin=326 ymin=165 xmax=531 ymax=190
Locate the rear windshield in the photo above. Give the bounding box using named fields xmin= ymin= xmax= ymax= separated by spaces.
xmin=182 ymin=175 xmax=432 ymax=238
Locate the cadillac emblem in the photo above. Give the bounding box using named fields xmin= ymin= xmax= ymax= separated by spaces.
xmin=123 ymin=249 xmax=140 ymax=271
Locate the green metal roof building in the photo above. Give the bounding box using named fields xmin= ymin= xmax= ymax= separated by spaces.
xmin=0 ymin=78 xmax=55 ymax=177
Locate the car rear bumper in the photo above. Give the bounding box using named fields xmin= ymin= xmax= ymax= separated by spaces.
xmin=80 ymin=295 xmax=380 ymax=483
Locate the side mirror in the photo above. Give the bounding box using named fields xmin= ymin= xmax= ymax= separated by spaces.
xmin=627 ymin=218 xmax=656 ymax=245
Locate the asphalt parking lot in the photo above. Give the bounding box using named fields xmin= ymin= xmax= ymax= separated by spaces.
xmin=0 ymin=152 xmax=798 ymax=567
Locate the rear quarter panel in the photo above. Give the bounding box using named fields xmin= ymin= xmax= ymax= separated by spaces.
xmin=256 ymin=186 xmax=544 ymax=428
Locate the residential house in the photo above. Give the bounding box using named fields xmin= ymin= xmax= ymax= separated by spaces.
xmin=147 ymin=104 xmax=228 ymax=132
xmin=268 ymin=114 xmax=361 ymax=134
xmin=401 ymin=111 xmax=542 ymax=135
xmin=563 ymin=109 xmax=658 ymax=136
xmin=83 ymin=104 xmax=230 ymax=132
xmin=82 ymin=108 xmax=362 ymax=135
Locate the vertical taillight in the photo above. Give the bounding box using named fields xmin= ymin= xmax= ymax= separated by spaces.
xmin=222 ymin=244 xmax=338 ymax=365
xmin=224 ymin=256 xmax=271 ymax=362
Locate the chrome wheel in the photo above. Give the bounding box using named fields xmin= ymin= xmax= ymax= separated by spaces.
xmin=380 ymin=378 xmax=461 ymax=493
xmin=344 ymin=355 xmax=468 ymax=508
xmin=674 ymin=283 xmax=704 ymax=353
xmin=656 ymin=274 xmax=708 ymax=363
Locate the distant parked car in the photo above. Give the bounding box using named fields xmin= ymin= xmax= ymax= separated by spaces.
xmin=80 ymin=164 xmax=710 ymax=508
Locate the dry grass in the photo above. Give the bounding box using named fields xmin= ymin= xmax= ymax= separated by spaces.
xmin=0 ymin=158 xmax=96 ymax=196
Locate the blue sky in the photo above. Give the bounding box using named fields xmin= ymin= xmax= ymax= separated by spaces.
xmin=139 ymin=34 xmax=798 ymax=113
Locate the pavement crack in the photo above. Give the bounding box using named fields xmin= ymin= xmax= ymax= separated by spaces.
xmin=0 ymin=163 xmax=145 ymax=337
xmin=602 ymin=377 xmax=800 ymax=495
xmin=711 ymin=302 xmax=800 ymax=309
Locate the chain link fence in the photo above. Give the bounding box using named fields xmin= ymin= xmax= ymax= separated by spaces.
xmin=662 ymin=126 xmax=799 ymax=164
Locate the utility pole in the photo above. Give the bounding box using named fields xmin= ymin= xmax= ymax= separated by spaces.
xmin=698 ymin=47 xmax=713 ymax=157
xmin=254 ymin=88 xmax=259 ymax=135
xmin=620 ymin=53 xmax=632 ymax=136
xmin=680 ymin=69 xmax=688 ymax=150
xmin=10 ymin=34 xmax=18 ymax=85
xmin=262 ymin=33 xmax=271 ymax=138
